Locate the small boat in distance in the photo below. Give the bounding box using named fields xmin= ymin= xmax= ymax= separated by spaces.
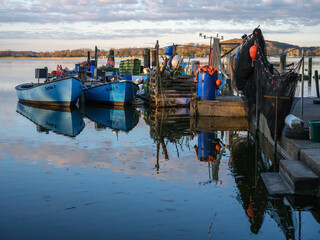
xmin=83 ymin=80 xmax=139 ymax=106
xmin=15 ymin=77 xmax=84 ymax=107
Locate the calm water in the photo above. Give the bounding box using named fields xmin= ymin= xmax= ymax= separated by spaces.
xmin=1 ymin=59 xmax=320 ymax=240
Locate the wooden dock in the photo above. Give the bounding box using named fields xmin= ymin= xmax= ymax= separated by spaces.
xmin=190 ymin=95 xmax=248 ymax=117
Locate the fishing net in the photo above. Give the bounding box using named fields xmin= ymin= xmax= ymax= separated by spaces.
xmin=230 ymin=28 xmax=301 ymax=139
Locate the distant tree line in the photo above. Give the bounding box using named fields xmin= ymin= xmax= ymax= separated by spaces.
xmin=1 ymin=40 xmax=319 ymax=58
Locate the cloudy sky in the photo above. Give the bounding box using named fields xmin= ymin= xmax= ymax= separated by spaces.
xmin=1 ymin=0 xmax=320 ymax=51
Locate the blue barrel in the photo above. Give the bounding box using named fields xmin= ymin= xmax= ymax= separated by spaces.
xmin=90 ymin=65 xmax=95 ymax=77
xmin=197 ymin=131 xmax=217 ymax=160
xmin=197 ymin=71 xmax=216 ymax=100
xmin=75 ymin=64 xmax=80 ymax=72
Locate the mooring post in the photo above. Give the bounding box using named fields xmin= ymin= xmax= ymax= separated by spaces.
xmin=143 ymin=48 xmax=150 ymax=68
xmin=151 ymin=50 xmax=156 ymax=67
xmin=155 ymin=40 xmax=160 ymax=107
xmin=300 ymin=50 xmax=305 ymax=119
xmin=315 ymin=70 xmax=320 ymax=98
xmin=172 ymin=44 xmax=177 ymax=55
xmin=280 ymin=52 xmax=287 ymax=73
xmin=95 ymin=46 xmax=98 ymax=68
xmin=308 ymin=57 xmax=312 ymax=86
xmin=94 ymin=46 xmax=99 ymax=80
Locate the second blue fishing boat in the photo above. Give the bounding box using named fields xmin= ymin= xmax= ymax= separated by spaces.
xmin=83 ymin=80 xmax=139 ymax=106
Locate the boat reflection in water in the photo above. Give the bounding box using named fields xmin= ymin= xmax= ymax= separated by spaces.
xmin=83 ymin=104 xmax=139 ymax=132
xmin=16 ymin=102 xmax=85 ymax=137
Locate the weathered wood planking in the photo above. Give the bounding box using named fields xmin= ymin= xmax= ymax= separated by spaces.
xmin=190 ymin=96 xmax=248 ymax=117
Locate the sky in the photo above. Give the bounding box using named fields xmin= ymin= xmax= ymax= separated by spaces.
xmin=1 ymin=0 xmax=320 ymax=51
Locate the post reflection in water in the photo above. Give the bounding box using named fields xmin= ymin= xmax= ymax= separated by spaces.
xmin=194 ymin=131 xmax=225 ymax=185
xmin=83 ymin=104 xmax=140 ymax=133
xmin=145 ymin=109 xmax=312 ymax=239
xmin=16 ymin=102 xmax=85 ymax=137
xmin=229 ymin=133 xmax=298 ymax=239
xmin=144 ymin=107 xmax=195 ymax=173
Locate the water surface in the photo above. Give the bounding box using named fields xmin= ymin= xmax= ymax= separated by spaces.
xmin=0 ymin=59 xmax=320 ymax=239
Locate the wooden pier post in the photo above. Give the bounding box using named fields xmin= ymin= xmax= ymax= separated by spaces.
xmin=155 ymin=40 xmax=160 ymax=107
xmin=308 ymin=58 xmax=312 ymax=86
xmin=172 ymin=44 xmax=177 ymax=55
xmin=280 ymin=52 xmax=286 ymax=73
xmin=151 ymin=50 xmax=156 ymax=67
xmin=143 ymin=48 xmax=150 ymax=68
xmin=95 ymin=46 xmax=98 ymax=68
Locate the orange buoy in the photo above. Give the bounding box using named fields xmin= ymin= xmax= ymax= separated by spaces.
xmin=249 ymin=44 xmax=258 ymax=61
xmin=215 ymin=143 xmax=221 ymax=151
xmin=216 ymin=79 xmax=222 ymax=86
xmin=247 ymin=202 xmax=254 ymax=218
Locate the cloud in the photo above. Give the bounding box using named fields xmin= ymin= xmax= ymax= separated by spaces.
xmin=0 ymin=138 xmax=207 ymax=182
xmin=1 ymin=0 xmax=320 ymax=26
xmin=0 ymin=24 xmax=301 ymax=41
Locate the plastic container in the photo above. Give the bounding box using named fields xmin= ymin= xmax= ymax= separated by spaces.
xmin=309 ymin=120 xmax=320 ymax=142
xmin=197 ymin=71 xmax=217 ymax=100
xmin=285 ymin=114 xmax=303 ymax=130
xmin=165 ymin=46 xmax=173 ymax=55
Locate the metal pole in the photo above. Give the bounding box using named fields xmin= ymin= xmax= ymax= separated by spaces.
xmin=274 ymin=96 xmax=279 ymax=161
xmin=209 ymin=37 xmax=213 ymax=66
xmin=255 ymin=58 xmax=259 ymax=131
xmin=315 ymin=70 xmax=320 ymax=98
xmin=95 ymin=46 xmax=98 ymax=80
xmin=95 ymin=46 xmax=98 ymax=68
xmin=308 ymin=58 xmax=312 ymax=86
xmin=300 ymin=50 xmax=304 ymax=119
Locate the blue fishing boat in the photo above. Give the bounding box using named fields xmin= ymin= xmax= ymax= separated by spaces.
xmin=16 ymin=102 xmax=85 ymax=137
xmin=15 ymin=77 xmax=83 ymax=106
xmin=84 ymin=104 xmax=139 ymax=132
xmin=82 ymin=80 xmax=139 ymax=106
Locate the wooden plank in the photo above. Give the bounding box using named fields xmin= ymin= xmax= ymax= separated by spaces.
xmin=190 ymin=99 xmax=248 ymax=117
xmin=190 ymin=116 xmax=248 ymax=131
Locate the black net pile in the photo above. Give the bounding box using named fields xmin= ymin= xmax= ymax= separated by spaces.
xmin=230 ymin=29 xmax=266 ymax=93
xmin=230 ymin=28 xmax=301 ymax=139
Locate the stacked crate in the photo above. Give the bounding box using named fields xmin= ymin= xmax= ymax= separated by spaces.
xmin=119 ymin=59 xmax=141 ymax=77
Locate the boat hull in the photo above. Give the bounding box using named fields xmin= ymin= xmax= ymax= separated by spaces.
xmin=15 ymin=77 xmax=83 ymax=106
xmin=83 ymin=81 xmax=138 ymax=106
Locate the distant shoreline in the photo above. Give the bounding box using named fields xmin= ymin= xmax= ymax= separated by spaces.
xmin=0 ymin=57 xmax=87 ymax=59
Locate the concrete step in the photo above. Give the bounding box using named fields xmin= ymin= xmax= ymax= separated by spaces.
xmin=261 ymin=172 xmax=292 ymax=195
xmin=279 ymin=160 xmax=319 ymax=195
